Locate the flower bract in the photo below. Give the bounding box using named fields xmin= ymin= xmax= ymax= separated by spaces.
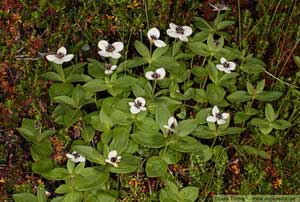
xmin=128 ymin=97 xmax=147 ymax=114
xmin=145 ymin=67 xmax=166 ymax=80
xmin=167 ymin=23 xmax=192 ymax=42
xmin=105 ymin=150 xmax=121 ymax=167
xmin=46 ymin=47 xmax=74 ymax=64
xmin=147 ymin=28 xmax=166 ymax=48
xmin=216 ymin=57 xmax=236 ymax=74
xmin=206 ymin=106 xmax=229 ymax=125
xmin=98 ymin=40 xmax=124 ymax=59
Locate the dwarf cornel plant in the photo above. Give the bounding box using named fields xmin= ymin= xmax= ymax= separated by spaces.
xmin=14 ymin=12 xmax=292 ymax=202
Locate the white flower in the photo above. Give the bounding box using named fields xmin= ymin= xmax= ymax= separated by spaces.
xmin=167 ymin=23 xmax=193 ymax=42
xmin=46 ymin=47 xmax=74 ymax=64
xmin=98 ymin=40 xmax=124 ymax=59
xmin=208 ymin=2 xmax=230 ymax=12
xmin=105 ymin=150 xmax=121 ymax=167
xmin=145 ymin=67 xmax=166 ymax=80
xmin=104 ymin=64 xmax=117 ymax=75
xmin=206 ymin=106 xmax=229 ymax=125
xmin=128 ymin=97 xmax=147 ymax=114
xmin=216 ymin=57 xmax=236 ymax=74
xmin=147 ymin=28 xmax=166 ymax=48
xmin=163 ymin=116 xmax=177 ymax=132
xmin=66 ymin=151 xmax=86 ymax=163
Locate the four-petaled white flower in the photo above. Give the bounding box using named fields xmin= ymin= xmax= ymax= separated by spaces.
xmin=145 ymin=67 xmax=166 ymax=80
xmin=206 ymin=106 xmax=229 ymax=125
xmin=216 ymin=57 xmax=236 ymax=74
xmin=147 ymin=28 xmax=166 ymax=48
xmin=105 ymin=150 xmax=121 ymax=167
xmin=167 ymin=23 xmax=193 ymax=42
xmin=128 ymin=97 xmax=147 ymax=114
xmin=66 ymin=151 xmax=86 ymax=163
xmin=46 ymin=47 xmax=74 ymax=64
xmin=104 ymin=64 xmax=117 ymax=75
xmin=98 ymin=40 xmax=124 ymax=59
xmin=163 ymin=116 xmax=178 ymax=132
xmin=208 ymin=2 xmax=230 ymax=12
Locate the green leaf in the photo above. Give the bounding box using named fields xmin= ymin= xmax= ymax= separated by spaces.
xmin=256 ymin=91 xmax=283 ymax=101
xmin=42 ymin=168 xmax=69 ymax=180
xmin=179 ymin=186 xmax=199 ymax=202
xmin=53 ymin=96 xmax=76 ymax=107
xmin=194 ymin=17 xmax=212 ymax=30
xmin=257 ymin=150 xmax=271 ymax=159
xmin=117 ymin=57 xmax=148 ymax=72
xmin=194 ymin=89 xmax=207 ymax=103
xmin=270 ymin=120 xmax=292 ymax=130
xmin=152 ymin=45 xmax=169 ymax=60
xmin=189 ymin=42 xmax=210 ymax=57
xmin=265 ymin=104 xmax=276 ymax=122
xmin=107 ymin=154 xmax=140 ymax=174
xmin=240 ymin=57 xmax=266 ymax=74
xmin=239 ymin=145 xmax=257 ymax=155
xmin=37 ymin=185 xmax=47 ymax=202
xmin=152 ymin=56 xmax=180 ymax=73
xmin=207 ymin=61 xmax=219 ymax=83
xmin=216 ymin=20 xmax=235 ymax=30
xmin=169 ymin=136 xmax=208 ymax=152
xmin=32 ymin=158 xmax=53 ymax=174
xmin=55 ymin=184 xmax=72 ymax=194
xmin=48 ymin=83 xmax=74 ymax=100
xmin=217 ymin=127 xmax=246 ymax=136
xmin=190 ymin=146 xmax=213 ymax=162
xmin=135 ymin=40 xmax=150 ymax=58
xmin=13 ymin=193 xmax=37 ymax=202
xmin=63 ymin=192 xmax=83 ymax=202
xmin=227 ymin=91 xmax=252 ymax=102
xmin=83 ymin=79 xmax=110 ymax=92
xmin=294 ymin=56 xmax=300 ymax=68
xmin=155 ymin=105 xmax=171 ymax=128
xmin=41 ymin=72 xmax=63 ymax=82
xmin=159 ymin=147 xmax=182 ymax=164
xmin=176 ymin=119 xmax=198 ymax=137
xmin=207 ymin=83 xmax=225 ymax=105
xmin=81 ymin=125 xmax=95 ymax=143
xmin=110 ymin=126 xmax=130 ymax=153
xmin=260 ymin=134 xmax=275 ymax=146
xmin=112 ymin=76 xmax=136 ymax=89
xmin=165 ymin=180 xmax=180 ymax=201
xmin=31 ymin=139 xmax=53 ymax=157
xmin=131 ymin=131 xmax=166 ymax=148
xmin=66 ymin=74 xmax=92 ymax=82
xmin=87 ymin=58 xmax=105 ymax=78
xmin=256 ymin=80 xmax=265 ymax=93
xmin=72 ymin=145 xmax=105 ymax=165
xmin=192 ymin=125 xmax=216 ymax=139
xmin=75 ymin=168 xmax=109 ymax=191
xmin=250 ymin=118 xmax=270 ymax=128
xmin=146 ymin=156 xmax=168 ymax=177
xmin=96 ymin=190 xmax=117 ymax=202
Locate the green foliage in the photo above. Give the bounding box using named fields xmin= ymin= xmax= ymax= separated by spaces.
xmin=11 ymin=3 xmax=298 ymax=201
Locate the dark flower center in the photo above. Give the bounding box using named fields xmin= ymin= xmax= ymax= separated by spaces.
xmin=151 ymin=72 xmax=160 ymax=79
xmin=110 ymin=157 xmax=117 ymax=163
xmin=216 ymin=112 xmax=223 ymax=120
xmin=134 ymin=100 xmax=142 ymax=108
xmin=150 ymin=35 xmax=157 ymax=40
xmin=56 ymin=52 xmax=65 ymax=58
xmin=73 ymin=152 xmax=80 ymax=158
xmin=223 ymin=62 xmax=230 ymax=68
xmin=106 ymin=44 xmax=115 ymax=52
xmin=170 ymin=123 xmax=176 ymax=129
xmin=105 ymin=64 xmax=112 ymax=70
xmin=176 ymin=26 xmax=184 ymax=35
